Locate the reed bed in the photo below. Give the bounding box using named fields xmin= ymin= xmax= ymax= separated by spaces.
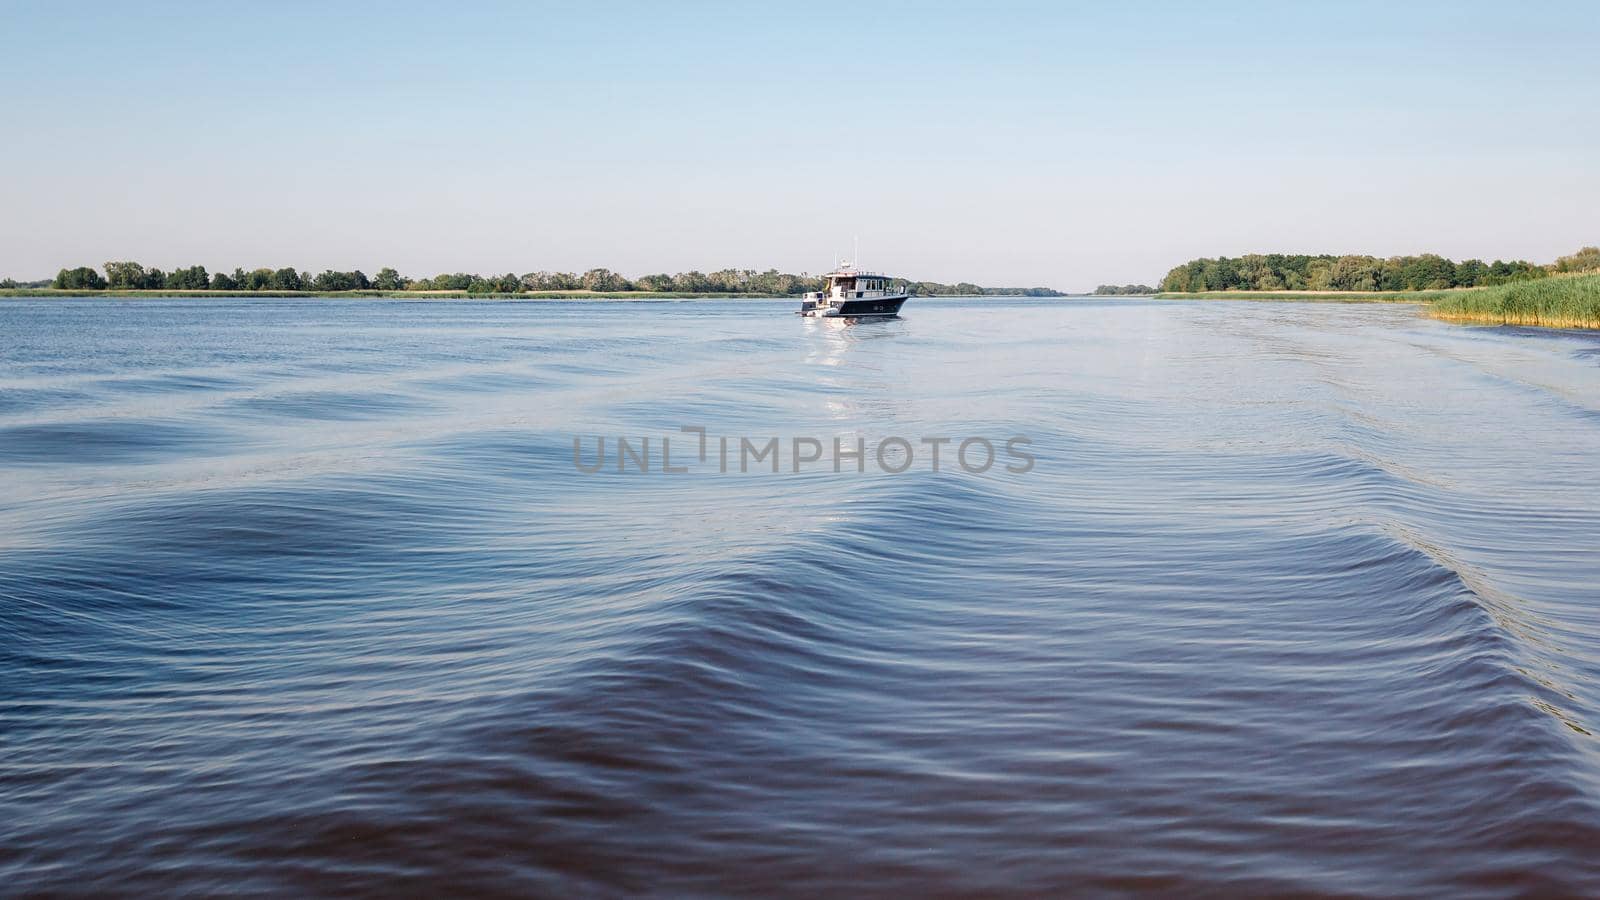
xmin=1428 ymin=274 xmax=1600 ymax=329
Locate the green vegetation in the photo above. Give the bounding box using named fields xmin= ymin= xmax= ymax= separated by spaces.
xmin=1428 ymin=274 xmax=1600 ymax=329
xmin=13 ymin=261 xmax=1065 ymax=298
xmin=1154 ymin=246 xmax=1600 ymax=329
xmin=1160 ymin=252 xmax=1558 ymax=293
xmin=1553 ymin=246 xmax=1600 ymax=274
xmin=1092 ymin=284 xmax=1156 ymax=295
xmin=52 ymin=267 xmax=107 ymax=289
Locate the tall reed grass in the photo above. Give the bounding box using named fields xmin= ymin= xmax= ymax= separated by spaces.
xmin=1428 ymin=274 xmax=1600 ymax=329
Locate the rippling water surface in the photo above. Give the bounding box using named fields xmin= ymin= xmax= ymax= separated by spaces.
xmin=3 ymin=297 xmax=1600 ymax=895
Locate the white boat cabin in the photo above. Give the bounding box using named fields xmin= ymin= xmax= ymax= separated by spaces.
xmin=811 ymin=268 xmax=900 ymax=301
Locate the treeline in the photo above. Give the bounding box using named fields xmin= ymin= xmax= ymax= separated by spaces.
xmin=54 ymin=262 xmax=433 ymax=292
xmin=44 ymin=261 xmax=1063 ymax=297
xmin=1160 ymin=247 xmax=1600 ymax=293
xmin=1093 ymin=284 xmax=1156 ymax=295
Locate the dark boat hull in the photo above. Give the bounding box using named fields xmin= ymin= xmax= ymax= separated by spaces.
xmin=833 ymin=295 xmax=909 ymax=318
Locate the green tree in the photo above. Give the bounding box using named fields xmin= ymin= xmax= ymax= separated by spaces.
xmin=1236 ymin=254 xmax=1271 ymax=289
xmin=1502 ymin=260 xmax=1546 ymax=282
xmin=1400 ymin=254 xmax=1454 ymax=290
xmin=1454 ymin=259 xmax=1488 ymax=287
xmin=1329 ymin=255 xmax=1380 ymax=291
xmin=1554 ymin=246 xmax=1600 ymax=273
xmin=1159 ymin=261 xmax=1199 ymax=292
xmin=54 ymin=266 xmax=107 ymax=289
xmin=166 ymin=265 xmax=209 ymax=290
xmin=1197 ymin=258 xmax=1240 ymax=291
xmin=311 ymin=270 xmax=370 ymax=291
xmin=102 ymin=260 xmax=142 ymax=288
xmin=373 ymin=267 xmax=405 ymax=290
xmin=103 ymin=260 xmax=166 ymax=289
xmin=580 ymin=268 xmax=629 ymax=292
xmin=1378 ymin=257 xmax=1406 ymax=291
xmin=635 ymin=273 xmax=675 ymax=292
xmin=1306 ymin=260 xmax=1334 ymax=291
xmin=520 ymin=271 xmax=578 ymax=291
xmin=670 ymin=271 xmax=705 ymax=292
xmin=211 ymin=270 xmax=238 ymax=290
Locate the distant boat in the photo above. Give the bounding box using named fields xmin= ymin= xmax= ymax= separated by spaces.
xmin=798 ymin=265 xmax=911 ymax=319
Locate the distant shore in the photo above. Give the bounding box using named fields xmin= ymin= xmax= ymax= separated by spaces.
xmin=1152 ymin=247 xmax=1600 ymax=329
xmin=17 ymin=262 xmax=1069 ymax=298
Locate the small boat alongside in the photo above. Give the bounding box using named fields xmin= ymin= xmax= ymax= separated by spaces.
xmin=798 ymin=266 xmax=911 ymax=319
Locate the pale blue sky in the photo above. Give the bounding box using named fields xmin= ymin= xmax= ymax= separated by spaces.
xmin=2 ymin=0 xmax=1596 ymax=288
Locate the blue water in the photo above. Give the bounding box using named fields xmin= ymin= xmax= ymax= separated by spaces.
xmin=3 ymin=297 xmax=1600 ymax=895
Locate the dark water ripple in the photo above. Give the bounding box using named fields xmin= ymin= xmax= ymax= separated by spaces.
xmin=3 ymin=297 xmax=1600 ymax=895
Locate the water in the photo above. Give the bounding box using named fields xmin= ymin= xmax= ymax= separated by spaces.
xmin=3 ymin=297 xmax=1599 ymax=895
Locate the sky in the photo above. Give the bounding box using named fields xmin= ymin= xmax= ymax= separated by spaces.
xmin=2 ymin=0 xmax=1597 ymax=289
